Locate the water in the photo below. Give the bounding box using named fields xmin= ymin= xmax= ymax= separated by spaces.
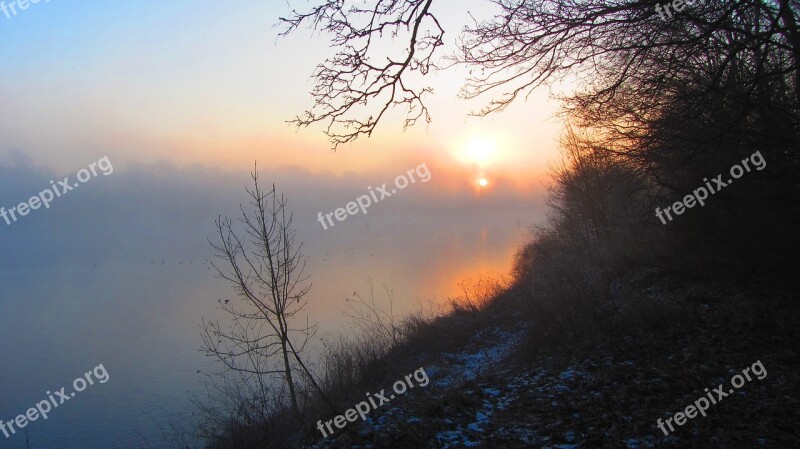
xmin=0 ymin=164 xmax=544 ymax=448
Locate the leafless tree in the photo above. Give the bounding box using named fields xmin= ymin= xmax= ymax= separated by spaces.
xmin=282 ymin=0 xmax=799 ymax=151
xmin=202 ymin=164 xmax=324 ymax=417
xmin=280 ymin=0 xmax=444 ymax=148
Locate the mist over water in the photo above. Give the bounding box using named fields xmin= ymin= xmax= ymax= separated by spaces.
xmin=0 ymin=160 xmax=545 ymax=448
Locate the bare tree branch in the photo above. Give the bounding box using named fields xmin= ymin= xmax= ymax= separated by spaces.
xmin=202 ymin=163 xmax=320 ymax=418
xmin=280 ymin=0 xmax=445 ymax=148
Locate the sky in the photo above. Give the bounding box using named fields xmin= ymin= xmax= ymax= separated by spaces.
xmin=0 ymin=2 xmax=564 ymax=447
xmin=0 ymin=0 xmax=562 ymax=181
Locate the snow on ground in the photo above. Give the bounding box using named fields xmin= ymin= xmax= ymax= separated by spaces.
xmin=434 ymin=371 xmax=541 ymax=448
xmin=428 ymin=326 xmax=540 ymax=448
xmin=306 ymin=325 xmax=610 ymax=448
xmin=426 ymin=326 xmax=526 ymax=389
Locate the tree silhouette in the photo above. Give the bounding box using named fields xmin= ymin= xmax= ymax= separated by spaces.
xmin=282 ymin=0 xmax=799 ymax=150
xmin=280 ymin=0 xmax=443 ymax=148
xmin=202 ymin=165 xmax=325 ymax=418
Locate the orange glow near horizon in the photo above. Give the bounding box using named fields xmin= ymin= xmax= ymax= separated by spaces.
xmin=116 ymin=124 xmax=554 ymax=198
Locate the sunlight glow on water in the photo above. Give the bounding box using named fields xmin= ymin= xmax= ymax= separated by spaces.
xmin=0 ymin=203 xmax=537 ymax=448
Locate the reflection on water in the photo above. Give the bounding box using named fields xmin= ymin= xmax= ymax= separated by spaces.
xmin=0 ymin=167 xmax=545 ymax=449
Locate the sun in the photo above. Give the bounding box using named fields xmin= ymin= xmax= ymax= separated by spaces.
xmin=456 ymin=137 xmax=497 ymax=167
xmin=478 ymin=178 xmax=489 ymax=187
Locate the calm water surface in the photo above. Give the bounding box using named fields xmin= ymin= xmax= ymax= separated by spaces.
xmin=0 ymin=167 xmax=544 ymax=448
